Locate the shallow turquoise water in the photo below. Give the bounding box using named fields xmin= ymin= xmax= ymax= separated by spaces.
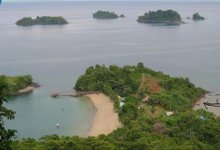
xmin=0 ymin=1 xmax=220 ymax=138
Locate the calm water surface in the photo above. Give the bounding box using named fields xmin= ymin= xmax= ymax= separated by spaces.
xmin=0 ymin=1 xmax=220 ymax=138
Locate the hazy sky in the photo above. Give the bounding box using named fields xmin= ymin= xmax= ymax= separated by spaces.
xmin=3 ymin=0 xmax=220 ymax=2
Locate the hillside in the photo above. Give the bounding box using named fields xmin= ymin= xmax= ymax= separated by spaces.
xmin=75 ymin=63 xmax=205 ymax=111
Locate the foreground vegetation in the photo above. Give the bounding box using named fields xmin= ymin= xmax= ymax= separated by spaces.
xmin=193 ymin=13 xmax=205 ymax=21
xmin=0 ymin=75 xmax=33 ymax=95
xmin=93 ymin=11 xmax=124 ymax=19
xmin=137 ymin=10 xmax=182 ymax=25
xmin=11 ymin=109 xmax=220 ymax=149
xmin=0 ymin=78 xmax=16 ymax=150
xmin=2 ymin=64 xmax=220 ymax=149
xmin=16 ymin=16 xmax=68 ymax=26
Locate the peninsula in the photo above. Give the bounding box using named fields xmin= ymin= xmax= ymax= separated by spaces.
xmin=137 ymin=10 xmax=182 ymax=25
xmin=93 ymin=10 xmax=124 ymax=19
xmin=193 ymin=13 xmax=205 ymax=21
xmin=75 ymin=63 xmax=205 ymax=111
xmin=16 ymin=16 xmax=68 ymax=26
xmin=0 ymin=75 xmax=38 ymax=95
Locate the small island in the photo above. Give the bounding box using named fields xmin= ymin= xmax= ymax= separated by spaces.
xmin=193 ymin=13 xmax=205 ymax=21
xmin=137 ymin=10 xmax=182 ymax=25
xmin=93 ymin=10 xmax=124 ymax=19
xmin=16 ymin=16 xmax=68 ymax=26
xmin=120 ymin=14 xmax=125 ymax=18
xmin=0 ymin=75 xmax=39 ymax=95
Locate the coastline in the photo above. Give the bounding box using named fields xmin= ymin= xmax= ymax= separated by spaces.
xmin=11 ymin=82 xmax=40 ymax=96
xmin=85 ymin=93 xmax=122 ymax=137
xmin=193 ymin=93 xmax=220 ymax=116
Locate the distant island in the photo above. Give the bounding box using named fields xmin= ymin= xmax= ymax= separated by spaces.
xmin=16 ymin=16 xmax=68 ymax=26
xmin=193 ymin=13 xmax=205 ymax=21
xmin=93 ymin=10 xmax=124 ymax=19
xmin=0 ymin=75 xmax=38 ymax=95
xmin=137 ymin=10 xmax=182 ymax=25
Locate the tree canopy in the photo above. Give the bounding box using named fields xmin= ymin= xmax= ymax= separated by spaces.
xmin=93 ymin=11 xmax=120 ymax=19
xmin=0 ymin=75 xmax=33 ymax=95
xmin=137 ymin=10 xmax=182 ymax=25
xmin=0 ymin=76 xmax=16 ymax=150
xmin=16 ymin=16 xmax=68 ymax=26
xmin=7 ymin=64 xmax=220 ymax=149
xmin=75 ymin=63 xmax=205 ymax=111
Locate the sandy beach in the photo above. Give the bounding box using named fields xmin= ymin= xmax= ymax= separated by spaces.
xmin=12 ymin=83 xmax=40 ymax=96
xmin=193 ymin=94 xmax=220 ymax=116
xmin=86 ymin=93 xmax=122 ymax=137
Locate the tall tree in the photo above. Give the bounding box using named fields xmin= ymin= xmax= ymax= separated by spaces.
xmin=0 ymin=77 xmax=16 ymax=150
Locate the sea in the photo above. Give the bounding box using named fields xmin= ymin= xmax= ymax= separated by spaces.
xmin=0 ymin=1 xmax=220 ymax=138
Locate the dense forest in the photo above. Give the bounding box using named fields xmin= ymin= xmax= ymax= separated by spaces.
xmin=0 ymin=75 xmax=33 ymax=94
xmin=137 ymin=10 xmax=182 ymax=25
xmin=16 ymin=16 xmax=68 ymax=26
xmin=2 ymin=64 xmax=220 ymax=149
xmin=75 ymin=63 xmax=205 ymax=111
xmin=93 ymin=11 xmax=122 ymax=19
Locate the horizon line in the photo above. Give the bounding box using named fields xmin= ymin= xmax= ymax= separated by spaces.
xmin=3 ymin=0 xmax=220 ymax=3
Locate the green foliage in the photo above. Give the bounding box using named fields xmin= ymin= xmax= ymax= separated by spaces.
xmin=9 ymin=64 xmax=220 ymax=149
xmin=93 ymin=11 xmax=119 ymax=19
xmin=11 ymin=110 xmax=220 ymax=149
xmin=0 ymin=76 xmax=16 ymax=150
xmin=0 ymin=75 xmax=33 ymax=94
xmin=15 ymin=17 xmax=35 ymax=26
xmin=75 ymin=63 xmax=205 ymax=112
xmin=193 ymin=13 xmax=205 ymax=21
xmin=16 ymin=16 xmax=68 ymax=26
xmin=137 ymin=10 xmax=182 ymax=25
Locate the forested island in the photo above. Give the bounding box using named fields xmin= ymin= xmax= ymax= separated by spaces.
xmin=16 ymin=16 xmax=68 ymax=26
xmin=137 ymin=10 xmax=182 ymax=25
xmin=93 ymin=10 xmax=124 ymax=19
xmin=0 ymin=75 xmax=37 ymax=95
xmin=193 ymin=13 xmax=205 ymax=21
xmin=6 ymin=63 xmax=220 ymax=149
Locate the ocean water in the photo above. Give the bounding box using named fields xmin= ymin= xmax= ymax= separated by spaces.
xmin=0 ymin=1 xmax=220 ymax=138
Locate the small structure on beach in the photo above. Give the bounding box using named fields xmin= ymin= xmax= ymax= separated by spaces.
xmin=166 ymin=111 xmax=174 ymax=116
xmin=142 ymin=96 xmax=149 ymax=102
xmin=118 ymin=95 xmax=126 ymax=101
xmin=120 ymin=102 xmax=125 ymax=108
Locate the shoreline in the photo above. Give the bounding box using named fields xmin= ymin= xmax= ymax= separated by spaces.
xmin=11 ymin=82 xmax=40 ymax=96
xmin=85 ymin=93 xmax=122 ymax=137
xmin=193 ymin=93 xmax=220 ymax=116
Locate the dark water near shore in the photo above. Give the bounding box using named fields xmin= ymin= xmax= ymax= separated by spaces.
xmin=1 ymin=1 xmax=220 ymax=138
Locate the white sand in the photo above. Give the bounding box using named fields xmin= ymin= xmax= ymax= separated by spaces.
xmin=17 ymin=86 xmax=35 ymax=94
xmin=86 ymin=93 xmax=122 ymax=137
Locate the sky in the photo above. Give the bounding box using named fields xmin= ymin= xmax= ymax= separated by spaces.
xmin=3 ymin=0 xmax=220 ymax=2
